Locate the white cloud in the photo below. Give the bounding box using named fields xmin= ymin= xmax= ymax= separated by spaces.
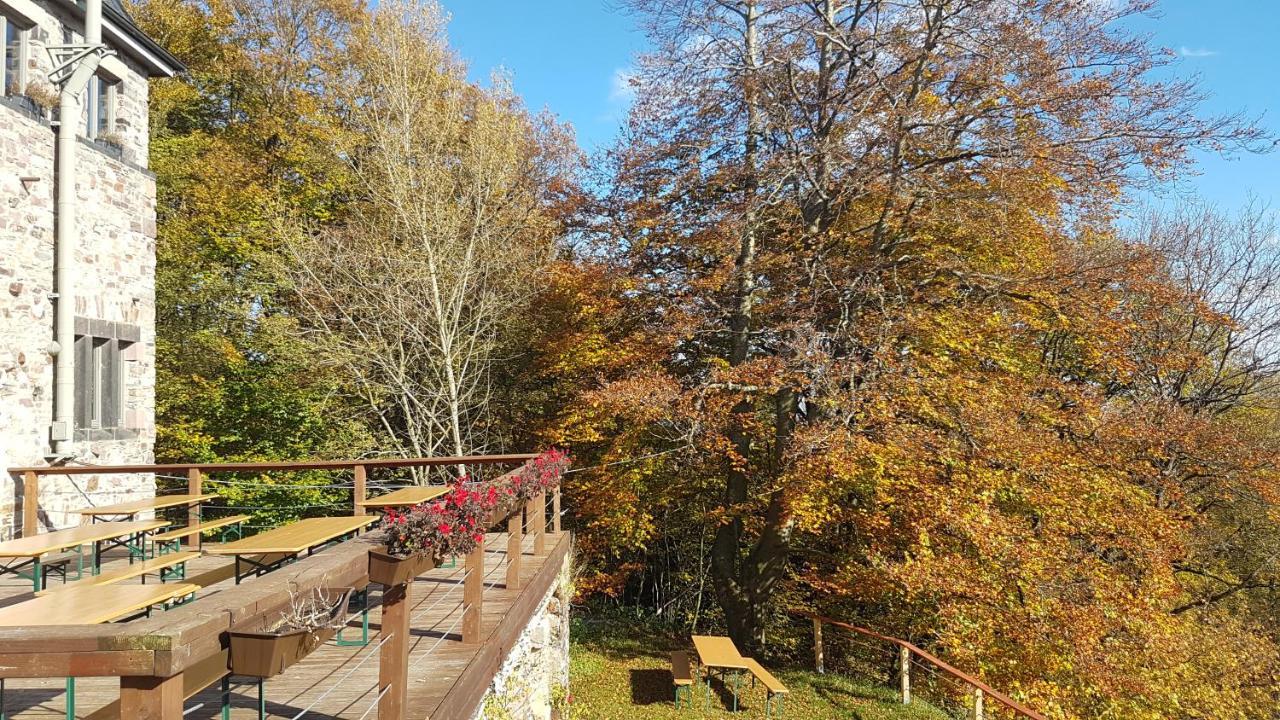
xmin=609 ymin=67 xmax=637 ymax=106
xmin=1179 ymin=46 xmax=1219 ymax=58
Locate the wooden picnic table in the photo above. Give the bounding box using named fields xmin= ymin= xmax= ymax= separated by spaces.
xmin=0 ymin=581 xmax=200 ymax=720
xmin=76 ymin=493 xmax=220 ymax=522
xmin=0 ymin=582 xmax=201 ymax=625
xmin=0 ymin=520 xmax=169 ymax=591
xmin=203 ymin=516 xmax=376 ymax=583
xmin=356 ymin=485 xmax=450 ymax=508
xmin=692 ymin=635 xmax=751 ymax=712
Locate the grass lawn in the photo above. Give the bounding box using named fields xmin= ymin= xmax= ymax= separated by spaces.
xmin=568 ymin=615 xmax=952 ymax=720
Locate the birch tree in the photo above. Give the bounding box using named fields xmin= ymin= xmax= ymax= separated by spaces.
xmin=288 ymin=0 xmax=575 ymax=472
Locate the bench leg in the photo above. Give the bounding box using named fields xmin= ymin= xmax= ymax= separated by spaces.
xmin=257 ymin=679 xmax=265 ymax=720
xmin=221 ymin=676 xmax=230 ymax=720
xmin=160 ymin=560 xmax=187 ymax=583
xmin=65 ymin=677 xmax=74 ymax=720
xmin=335 ymin=587 xmax=370 ymax=646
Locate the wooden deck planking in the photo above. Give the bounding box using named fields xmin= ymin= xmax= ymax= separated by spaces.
xmin=0 ymin=531 xmax=564 ymax=720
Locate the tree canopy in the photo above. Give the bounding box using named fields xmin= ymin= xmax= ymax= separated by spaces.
xmin=133 ymin=0 xmax=1279 ymax=716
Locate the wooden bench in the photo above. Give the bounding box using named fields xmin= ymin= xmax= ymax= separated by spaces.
xmin=35 ymin=550 xmax=84 ymax=587
xmin=742 ymin=658 xmax=789 ymax=718
xmin=36 ymin=551 xmax=200 ymax=595
xmin=671 ymin=651 xmax=694 ymax=708
xmin=152 ymin=514 xmax=249 ymax=553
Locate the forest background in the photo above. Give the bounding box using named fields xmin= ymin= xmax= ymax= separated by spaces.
xmin=133 ymin=0 xmax=1279 ymax=716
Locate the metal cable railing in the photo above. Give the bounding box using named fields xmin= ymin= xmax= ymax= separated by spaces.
xmin=289 ymin=630 xmax=398 ymax=720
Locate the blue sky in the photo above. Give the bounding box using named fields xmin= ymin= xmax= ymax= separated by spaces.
xmin=440 ymin=0 xmax=1278 ymax=212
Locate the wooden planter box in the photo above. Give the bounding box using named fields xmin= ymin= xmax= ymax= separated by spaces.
xmin=368 ymin=549 xmax=436 ymax=587
xmin=228 ymin=587 xmax=353 ymax=678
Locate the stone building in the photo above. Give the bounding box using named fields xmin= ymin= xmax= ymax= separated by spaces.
xmin=0 ymin=0 xmax=180 ymax=537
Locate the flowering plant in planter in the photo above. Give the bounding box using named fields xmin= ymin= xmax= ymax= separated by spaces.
xmin=500 ymin=447 xmax=571 ymax=503
xmin=378 ymin=449 xmax=570 ymax=559
xmin=382 ymin=490 xmax=490 ymax=558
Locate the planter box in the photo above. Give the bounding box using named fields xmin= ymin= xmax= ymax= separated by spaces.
xmin=228 ymin=587 xmax=353 ymax=678
xmin=368 ymin=549 xmax=436 ymax=587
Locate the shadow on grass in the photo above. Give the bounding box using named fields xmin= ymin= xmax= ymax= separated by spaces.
xmin=629 ymin=668 xmax=675 ymax=706
xmin=704 ymin=672 xmax=755 ymax=713
xmin=800 ymin=673 xmax=948 ymax=719
xmin=809 ymin=673 xmax=892 ymax=706
xmin=573 ymin=616 xmax=683 ymax=662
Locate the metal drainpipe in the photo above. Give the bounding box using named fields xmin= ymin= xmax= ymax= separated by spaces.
xmin=52 ymin=0 xmax=104 ymax=455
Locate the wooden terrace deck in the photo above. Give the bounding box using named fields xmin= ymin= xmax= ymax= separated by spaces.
xmin=0 ymin=530 xmax=569 ymax=720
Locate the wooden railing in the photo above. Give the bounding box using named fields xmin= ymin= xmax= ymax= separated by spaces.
xmin=8 ymin=454 xmax=541 ymax=538
xmin=800 ymin=611 xmax=1046 ymax=720
xmin=0 ymin=455 xmax=567 ymax=720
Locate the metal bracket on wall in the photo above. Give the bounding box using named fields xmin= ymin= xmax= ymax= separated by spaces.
xmin=45 ymin=44 xmax=114 ymax=86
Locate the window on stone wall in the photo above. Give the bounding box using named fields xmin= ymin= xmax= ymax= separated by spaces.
xmin=85 ymin=74 xmax=118 ymax=140
xmin=1 ymin=11 xmax=30 ymax=97
xmin=73 ymin=319 xmax=140 ymax=436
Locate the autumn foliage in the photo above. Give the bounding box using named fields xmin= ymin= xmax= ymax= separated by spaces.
xmin=517 ymin=2 xmax=1279 ymax=718
xmin=132 ymin=0 xmax=1280 ymax=717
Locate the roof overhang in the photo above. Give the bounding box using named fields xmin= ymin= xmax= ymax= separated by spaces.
xmin=58 ymin=0 xmax=184 ymax=78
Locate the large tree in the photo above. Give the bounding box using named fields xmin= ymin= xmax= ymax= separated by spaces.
xmin=548 ymin=0 xmax=1274 ymax=715
xmin=284 ymin=0 xmax=577 ymax=472
xmin=131 ymin=0 xmax=371 ymax=477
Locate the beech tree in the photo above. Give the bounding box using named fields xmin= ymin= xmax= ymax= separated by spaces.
xmin=546 ymin=0 xmax=1274 ymax=715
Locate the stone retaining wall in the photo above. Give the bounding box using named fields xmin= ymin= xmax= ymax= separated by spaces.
xmin=470 ymin=551 xmax=573 ymax=720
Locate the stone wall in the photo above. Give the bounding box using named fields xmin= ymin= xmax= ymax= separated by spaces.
xmin=0 ymin=0 xmax=158 ymax=538
xmin=470 ymin=553 xmax=573 ymax=720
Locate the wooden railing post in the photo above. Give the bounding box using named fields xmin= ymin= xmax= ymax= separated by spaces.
xmin=900 ymin=646 xmax=911 ymax=704
xmin=533 ymin=491 xmax=547 ymax=555
xmin=462 ymin=541 xmax=485 ymax=643
xmin=378 ymin=580 xmax=411 ymax=720
xmin=973 ymin=688 xmax=985 ymax=720
xmin=21 ymin=471 xmax=38 ymax=537
xmin=552 ymin=487 xmax=561 ymax=533
xmin=185 ymin=468 xmax=202 ymax=549
xmin=354 ymin=464 xmax=367 ymax=516
xmin=812 ymin=617 xmax=824 ymax=673
xmin=120 ymin=674 xmax=183 ymax=720
xmin=506 ymin=513 xmax=522 ymax=591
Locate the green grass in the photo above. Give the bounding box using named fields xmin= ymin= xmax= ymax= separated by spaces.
xmin=568 ymin=615 xmax=952 ymax=720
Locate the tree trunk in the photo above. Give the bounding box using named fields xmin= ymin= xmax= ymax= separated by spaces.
xmin=708 ymin=0 xmax=796 ymax=653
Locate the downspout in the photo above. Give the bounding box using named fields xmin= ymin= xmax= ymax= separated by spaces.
xmin=51 ymin=0 xmax=105 ymax=455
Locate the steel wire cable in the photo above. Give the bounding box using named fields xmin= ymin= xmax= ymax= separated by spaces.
xmin=409 ymin=608 xmax=467 ymax=674
xmin=407 ymin=541 xmax=506 ymax=674
xmin=356 ymin=682 xmax=393 ymax=720
xmin=288 ymin=631 xmax=397 ymax=720
xmin=409 ymin=568 xmax=472 ymax=624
